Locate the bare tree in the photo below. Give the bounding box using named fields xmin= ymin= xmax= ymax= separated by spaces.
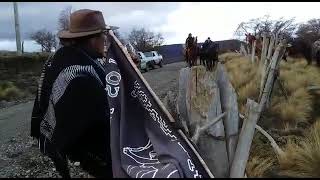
xmin=113 ymin=29 xmax=127 ymax=45
xmin=30 ymin=29 xmax=57 ymax=52
xmin=293 ymin=18 xmax=320 ymax=64
xmin=58 ymin=6 xmax=72 ymax=31
xmin=128 ymin=27 xmax=164 ymax=52
xmin=295 ymin=19 xmax=320 ymax=42
xmin=234 ymin=15 xmax=296 ymax=41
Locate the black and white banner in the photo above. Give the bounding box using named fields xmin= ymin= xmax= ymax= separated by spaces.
xmin=105 ymin=31 xmax=212 ymax=178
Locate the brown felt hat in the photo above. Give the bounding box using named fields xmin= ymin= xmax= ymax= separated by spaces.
xmin=58 ymin=9 xmax=111 ymax=39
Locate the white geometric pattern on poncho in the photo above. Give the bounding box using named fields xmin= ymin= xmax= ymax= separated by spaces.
xmin=40 ymin=65 xmax=103 ymax=141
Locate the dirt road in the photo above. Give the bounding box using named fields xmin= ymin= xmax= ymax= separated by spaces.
xmin=0 ymin=61 xmax=186 ymax=178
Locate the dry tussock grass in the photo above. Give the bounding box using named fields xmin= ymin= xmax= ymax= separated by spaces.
xmin=219 ymin=52 xmax=243 ymax=64
xmin=246 ymin=156 xmax=275 ymax=177
xmin=238 ymin=80 xmax=260 ymax=113
xmin=223 ymin=55 xmax=262 ymax=114
xmin=280 ymin=70 xmax=314 ymax=95
xmin=270 ymin=89 xmax=312 ymax=128
xmin=278 ymin=120 xmax=320 ymax=177
xmin=0 ymin=81 xmax=24 ymax=101
xmin=223 ymin=53 xmax=320 ymax=128
xmin=221 ymin=53 xmax=320 ymax=177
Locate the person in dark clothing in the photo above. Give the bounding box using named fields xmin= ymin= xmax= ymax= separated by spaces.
xmin=185 ymin=33 xmax=194 ymax=49
xmin=202 ymin=37 xmax=212 ymax=50
xmin=30 ymin=9 xmax=113 ymax=178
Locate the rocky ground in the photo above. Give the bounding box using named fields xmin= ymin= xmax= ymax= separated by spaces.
xmin=0 ymin=62 xmax=186 ymax=178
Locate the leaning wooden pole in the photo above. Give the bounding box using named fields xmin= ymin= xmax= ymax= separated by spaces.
xmin=230 ymin=99 xmax=260 ymax=178
xmin=263 ymin=40 xmax=287 ymax=107
xmin=240 ymin=43 xmax=248 ymax=56
xmin=259 ymin=33 xmax=268 ymax=79
xmin=260 ymin=32 xmax=269 ymax=64
xmin=216 ymin=64 xmax=240 ymax=167
xmin=259 ymin=33 xmax=271 ymax=98
xmin=251 ymin=40 xmax=256 ymax=63
xmin=266 ymin=34 xmax=275 ymax=63
xmin=230 ymin=39 xmax=287 ymax=178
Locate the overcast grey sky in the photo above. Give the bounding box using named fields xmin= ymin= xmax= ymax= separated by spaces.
xmin=1 ymin=2 xmax=320 ymax=52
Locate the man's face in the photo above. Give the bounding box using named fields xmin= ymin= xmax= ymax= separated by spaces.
xmin=91 ymin=32 xmax=108 ymax=58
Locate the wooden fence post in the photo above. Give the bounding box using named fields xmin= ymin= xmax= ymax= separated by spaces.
xmin=178 ymin=66 xmax=229 ymax=177
xmin=251 ymin=40 xmax=256 ymax=63
xmin=259 ymin=33 xmax=270 ymax=96
xmin=267 ymin=34 xmax=275 ymax=63
xmin=261 ymin=40 xmax=287 ymax=108
xmin=216 ymin=64 xmax=239 ymax=167
xmin=260 ymin=32 xmax=269 ymax=64
xmin=230 ymin=99 xmax=260 ymax=178
xmin=240 ymin=43 xmax=248 ymax=56
xmin=230 ymin=39 xmax=287 ymax=178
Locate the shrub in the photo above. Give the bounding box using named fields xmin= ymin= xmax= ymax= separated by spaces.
xmin=0 ymin=81 xmax=24 ymax=101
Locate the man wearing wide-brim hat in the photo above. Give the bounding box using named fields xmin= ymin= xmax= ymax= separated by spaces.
xmin=31 ymin=9 xmax=114 ymax=178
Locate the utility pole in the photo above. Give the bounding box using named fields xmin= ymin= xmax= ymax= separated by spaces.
xmin=13 ymin=2 xmax=22 ymax=55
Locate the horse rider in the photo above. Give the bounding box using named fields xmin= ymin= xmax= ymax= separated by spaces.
xmin=185 ymin=33 xmax=195 ymax=66
xmin=202 ymin=37 xmax=212 ymax=50
xmin=185 ymin=33 xmax=194 ymax=49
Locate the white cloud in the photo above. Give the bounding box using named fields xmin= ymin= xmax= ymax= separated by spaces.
xmin=2 ymin=2 xmax=320 ymax=51
xmin=159 ymin=2 xmax=320 ymax=44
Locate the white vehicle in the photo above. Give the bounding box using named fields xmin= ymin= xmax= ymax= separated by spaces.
xmin=123 ymin=42 xmax=148 ymax=73
xmin=120 ymin=42 xmax=164 ymax=72
xmin=123 ymin=42 xmax=140 ymax=66
xmin=137 ymin=51 xmax=153 ymax=72
xmin=143 ymin=51 xmax=163 ymax=68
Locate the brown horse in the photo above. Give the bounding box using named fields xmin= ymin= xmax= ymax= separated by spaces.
xmin=200 ymin=42 xmax=219 ymax=71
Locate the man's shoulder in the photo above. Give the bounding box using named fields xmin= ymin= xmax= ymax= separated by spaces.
xmin=52 ymin=46 xmax=108 ymax=89
xmin=54 ymin=73 xmax=106 ymax=107
xmin=53 ymin=46 xmax=74 ymax=59
xmin=57 ymin=64 xmax=104 ymax=87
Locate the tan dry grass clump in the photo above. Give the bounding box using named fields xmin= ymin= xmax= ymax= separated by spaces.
xmin=0 ymin=81 xmax=24 ymax=101
xmin=237 ymin=80 xmax=260 ymax=113
xmin=278 ymin=120 xmax=320 ymax=177
xmin=223 ymin=53 xmax=320 ymax=128
xmin=246 ymin=156 xmax=275 ymax=177
xmin=270 ymin=88 xmax=312 ymax=128
xmin=219 ymin=52 xmax=243 ymax=64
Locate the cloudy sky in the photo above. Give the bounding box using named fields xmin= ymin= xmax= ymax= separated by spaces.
xmin=1 ymin=2 xmax=320 ymax=52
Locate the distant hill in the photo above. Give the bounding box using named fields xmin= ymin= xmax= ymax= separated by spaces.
xmin=157 ymin=39 xmax=243 ymax=64
xmin=1 ymin=39 xmax=244 ymax=65
xmin=156 ymin=44 xmax=184 ymax=64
